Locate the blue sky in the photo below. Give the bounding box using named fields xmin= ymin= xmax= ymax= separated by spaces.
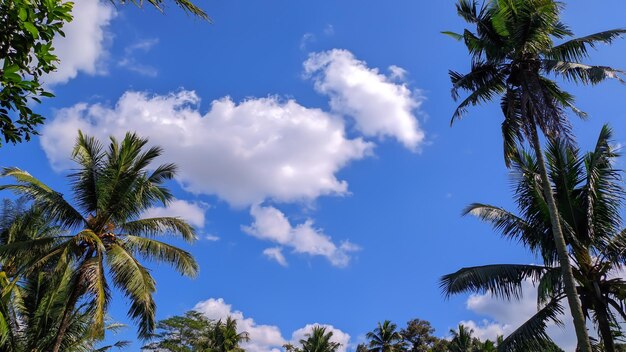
xmin=2 ymin=1 xmax=626 ymax=351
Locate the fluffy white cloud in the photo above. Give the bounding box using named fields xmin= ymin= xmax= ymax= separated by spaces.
xmin=142 ymin=199 xmax=207 ymax=228
xmin=290 ymin=324 xmax=351 ymax=352
xmin=459 ymin=280 xmax=577 ymax=350
xmin=263 ymin=247 xmax=288 ymax=267
xmin=46 ymin=0 xmax=114 ymax=84
xmin=40 ymin=90 xmax=372 ymax=207
xmin=193 ymin=298 xmax=351 ymax=352
xmin=304 ymin=49 xmax=425 ymax=150
xmin=194 ymin=298 xmax=286 ymax=352
xmin=243 ymin=205 xmax=359 ymax=267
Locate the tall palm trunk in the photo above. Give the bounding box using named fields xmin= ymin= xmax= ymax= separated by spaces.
xmin=51 ymin=286 xmax=81 ymax=352
xmin=593 ymin=284 xmax=616 ymax=352
xmin=528 ymin=123 xmax=592 ymax=352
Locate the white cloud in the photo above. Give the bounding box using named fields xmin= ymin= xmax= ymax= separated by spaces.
xmin=205 ymin=234 xmax=220 ymax=241
xmin=193 ymin=298 xmax=351 ymax=352
xmin=263 ymin=247 xmax=288 ymax=267
xmin=457 ymin=319 xmax=510 ymax=342
xmin=118 ymin=38 xmax=159 ymax=77
xmin=194 ymin=298 xmax=286 ymax=352
xmin=46 ymin=0 xmax=114 ymax=84
xmin=290 ymin=324 xmax=351 ymax=352
xmin=300 ymin=33 xmax=316 ymax=51
xmin=323 ymin=24 xmax=335 ymax=36
xmin=388 ymin=65 xmax=408 ymax=81
xmin=142 ymin=199 xmax=207 ymax=228
xmin=243 ymin=205 xmax=359 ymax=267
xmin=40 ymin=90 xmax=372 ymax=207
xmin=459 ymin=280 xmax=576 ymax=350
xmin=304 ymin=49 xmax=425 ymax=151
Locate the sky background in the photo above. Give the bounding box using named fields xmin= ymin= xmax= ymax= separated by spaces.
xmin=1 ymin=1 xmax=626 ymax=351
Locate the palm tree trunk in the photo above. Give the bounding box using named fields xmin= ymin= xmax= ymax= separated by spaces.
xmin=593 ymin=284 xmax=616 ymax=352
xmin=528 ymin=124 xmax=592 ymax=352
xmin=51 ymin=278 xmax=81 ymax=352
xmin=596 ymin=307 xmax=615 ymax=352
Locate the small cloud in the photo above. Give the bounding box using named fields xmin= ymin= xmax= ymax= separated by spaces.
xmin=118 ymin=38 xmax=159 ymax=77
xmin=300 ymin=33 xmax=316 ymax=51
xmin=263 ymin=247 xmax=288 ymax=267
xmin=205 ymin=234 xmax=220 ymax=241
xmin=388 ymin=65 xmax=408 ymax=81
xmin=125 ymin=38 xmax=159 ymax=53
xmin=243 ymin=205 xmax=360 ymax=267
xmin=323 ymin=24 xmax=335 ymax=36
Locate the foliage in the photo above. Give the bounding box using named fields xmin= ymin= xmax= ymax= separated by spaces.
xmin=0 ymin=200 xmax=130 ymax=351
xmin=366 ymin=320 xmax=407 ymax=352
xmin=441 ymin=126 xmax=626 ymax=352
xmin=360 ymin=320 xmax=504 ymax=352
xmin=0 ymin=0 xmax=207 ymax=149
xmin=0 ymin=0 xmax=73 ymax=146
xmin=298 ymin=326 xmax=342 ymax=352
xmin=401 ymin=319 xmax=439 ymax=352
xmin=0 ymin=131 xmax=198 ymax=350
xmin=446 ymin=1 xmax=624 ymax=350
xmin=143 ymin=311 xmax=249 ymax=352
xmin=446 ymin=0 xmax=624 ymax=164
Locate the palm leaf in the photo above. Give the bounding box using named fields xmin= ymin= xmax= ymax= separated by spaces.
xmin=0 ymin=168 xmax=84 ymax=229
xmin=123 ymin=235 xmax=198 ymax=277
xmin=440 ymin=264 xmax=548 ymax=300
xmin=498 ymin=297 xmax=564 ymax=352
xmin=548 ymin=29 xmax=626 ymax=62
xmin=543 ymin=60 xmax=625 ymax=85
xmin=121 ymin=217 xmax=197 ymax=242
xmin=106 ymin=243 xmax=156 ymax=339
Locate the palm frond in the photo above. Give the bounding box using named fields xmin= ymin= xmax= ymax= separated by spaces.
xmin=440 ymin=264 xmax=548 ymax=300
xmin=0 ymin=168 xmax=84 ymax=229
xmin=123 ymin=235 xmax=198 ymax=277
xmin=548 ymin=29 xmax=626 ymax=62
xmin=70 ymin=131 xmax=104 ymax=214
xmin=106 ymin=243 xmax=156 ymax=339
xmin=498 ymin=297 xmax=564 ymax=352
xmin=121 ymin=217 xmax=197 ymax=242
xmin=543 ymin=60 xmax=625 ymax=85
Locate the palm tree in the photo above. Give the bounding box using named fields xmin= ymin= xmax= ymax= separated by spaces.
xmin=0 ymin=131 xmax=199 ymax=351
xmin=0 ymin=201 xmax=130 ymax=351
xmin=441 ymin=126 xmax=626 ymax=352
xmin=446 ymin=1 xmax=624 ymax=350
xmin=448 ymin=325 xmax=475 ymax=352
xmin=299 ymin=326 xmax=342 ymax=352
xmin=209 ymin=316 xmax=250 ymax=352
xmin=366 ymin=320 xmax=406 ymax=352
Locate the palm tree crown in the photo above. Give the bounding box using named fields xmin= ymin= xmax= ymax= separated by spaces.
xmin=441 ymin=126 xmax=626 ymax=352
xmin=447 ymin=0 xmax=624 ymax=164
xmin=366 ymin=320 xmax=406 ymax=352
xmin=299 ymin=326 xmax=342 ymax=352
xmin=0 ymin=131 xmax=199 ymax=349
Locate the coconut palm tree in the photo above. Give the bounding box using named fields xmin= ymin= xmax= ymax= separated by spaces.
xmin=299 ymin=326 xmax=342 ymax=352
xmin=448 ymin=325 xmax=475 ymax=352
xmin=441 ymin=126 xmax=626 ymax=352
xmin=208 ymin=316 xmax=250 ymax=352
xmin=366 ymin=320 xmax=406 ymax=352
xmin=446 ymin=1 xmax=624 ymax=350
xmin=0 ymin=131 xmax=199 ymax=351
xmin=0 ymin=201 xmax=130 ymax=351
